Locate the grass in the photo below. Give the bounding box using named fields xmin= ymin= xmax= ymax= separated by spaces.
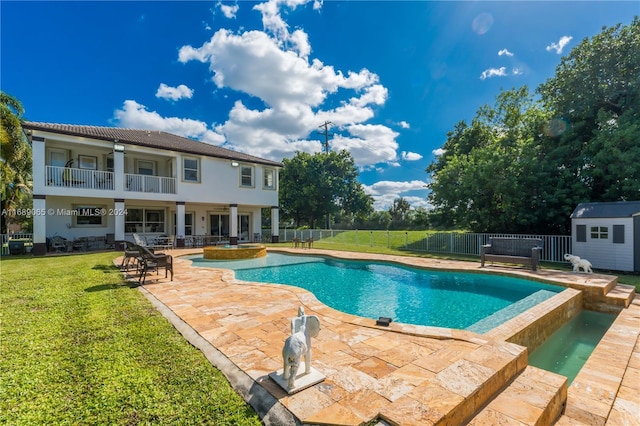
xmin=0 ymin=252 xmax=261 ymax=426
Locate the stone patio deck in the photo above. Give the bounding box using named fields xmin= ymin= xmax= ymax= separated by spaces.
xmin=118 ymin=247 xmax=639 ymax=425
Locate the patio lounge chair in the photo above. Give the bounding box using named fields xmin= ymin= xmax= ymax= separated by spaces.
xmin=120 ymin=241 xmax=142 ymax=271
xmin=137 ymin=245 xmax=173 ymax=284
xmin=133 ymin=233 xmax=147 ymax=246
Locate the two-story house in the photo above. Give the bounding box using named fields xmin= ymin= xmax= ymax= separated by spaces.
xmin=23 ymin=122 xmax=282 ymax=255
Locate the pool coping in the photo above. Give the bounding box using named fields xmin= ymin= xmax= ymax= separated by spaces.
xmin=121 ymin=247 xmax=639 ymax=425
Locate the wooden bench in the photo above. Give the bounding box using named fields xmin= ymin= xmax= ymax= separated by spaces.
xmin=481 ymin=237 xmax=543 ymax=271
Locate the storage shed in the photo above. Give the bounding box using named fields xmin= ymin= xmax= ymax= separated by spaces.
xmin=570 ymin=201 xmax=640 ymax=272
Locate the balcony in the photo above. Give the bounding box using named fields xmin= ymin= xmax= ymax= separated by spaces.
xmin=125 ymin=173 xmax=176 ymax=194
xmin=45 ymin=166 xmax=177 ymax=194
xmin=46 ymin=166 xmax=114 ymax=190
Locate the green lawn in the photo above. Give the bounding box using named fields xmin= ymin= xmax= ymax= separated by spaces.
xmin=0 ymin=252 xmax=261 ymax=426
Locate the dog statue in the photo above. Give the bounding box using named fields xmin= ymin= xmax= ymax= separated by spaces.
xmin=282 ymin=307 xmax=320 ymax=389
xmin=564 ymin=253 xmax=593 ymax=273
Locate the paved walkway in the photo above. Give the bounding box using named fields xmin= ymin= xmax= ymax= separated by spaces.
xmin=120 ymin=248 xmax=639 ymax=425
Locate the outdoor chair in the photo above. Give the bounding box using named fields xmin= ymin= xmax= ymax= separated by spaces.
xmin=120 ymin=241 xmax=142 ymax=271
xmin=133 ymin=233 xmax=149 ymax=247
xmin=105 ymin=233 xmax=115 ymax=249
xmin=152 ymin=235 xmax=174 ymax=251
xmin=50 ymin=235 xmax=68 ymax=252
xmin=137 ymin=245 xmax=173 ymax=284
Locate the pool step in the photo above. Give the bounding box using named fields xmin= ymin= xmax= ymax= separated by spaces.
xmin=467 ymin=365 xmax=567 ymax=425
xmin=603 ymin=284 xmax=635 ymax=309
xmin=467 ymin=290 xmax=559 ymax=334
xmin=558 ymin=297 xmax=640 ymax=425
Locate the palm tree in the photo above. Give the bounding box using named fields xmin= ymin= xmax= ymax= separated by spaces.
xmin=1 ymin=91 xmax=32 ymax=233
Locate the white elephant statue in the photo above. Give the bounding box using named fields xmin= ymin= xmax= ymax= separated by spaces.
xmin=282 ymin=307 xmax=320 ymax=389
xmin=564 ymin=253 xmax=593 ymax=273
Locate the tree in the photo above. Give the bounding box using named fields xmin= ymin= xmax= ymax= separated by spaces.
xmin=388 ymin=197 xmax=412 ymax=229
xmin=279 ymin=150 xmax=372 ymax=228
xmin=537 ymin=18 xmax=640 ymax=205
xmin=426 ymin=87 xmax=551 ymax=232
xmin=1 ymin=92 xmax=32 ymax=234
xmin=427 ymin=19 xmax=640 ymax=234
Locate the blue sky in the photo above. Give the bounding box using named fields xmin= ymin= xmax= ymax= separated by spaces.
xmin=2 ymin=1 xmax=637 ymax=210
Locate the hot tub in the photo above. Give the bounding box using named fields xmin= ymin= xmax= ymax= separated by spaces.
xmin=203 ymin=244 xmax=267 ymax=260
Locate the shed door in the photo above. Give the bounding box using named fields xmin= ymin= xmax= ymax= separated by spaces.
xmin=635 ymin=216 xmax=640 ymax=272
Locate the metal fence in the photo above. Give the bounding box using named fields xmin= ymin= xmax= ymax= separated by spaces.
xmin=278 ymin=229 xmax=572 ymax=263
xmin=2 ymin=230 xmax=572 ymax=263
xmin=1 ymin=233 xmax=34 ymax=256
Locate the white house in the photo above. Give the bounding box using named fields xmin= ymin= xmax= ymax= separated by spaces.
xmin=570 ymin=201 xmax=640 ymax=272
xmin=23 ymin=122 xmax=282 ymax=255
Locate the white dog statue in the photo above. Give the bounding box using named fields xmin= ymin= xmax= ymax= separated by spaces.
xmin=564 ymin=253 xmax=593 ymax=273
xmin=282 ymin=307 xmax=321 ymax=389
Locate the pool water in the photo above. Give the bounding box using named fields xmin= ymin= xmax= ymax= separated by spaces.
xmin=528 ymin=309 xmax=616 ymax=384
xmin=189 ymin=253 xmax=562 ymax=330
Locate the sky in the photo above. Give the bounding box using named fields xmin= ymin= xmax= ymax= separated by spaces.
xmin=2 ymin=1 xmax=638 ymax=210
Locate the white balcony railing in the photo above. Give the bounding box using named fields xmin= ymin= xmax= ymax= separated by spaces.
xmin=44 ymin=166 xmax=176 ymax=194
xmin=46 ymin=166 xmax=114 ymax=190
xmin=125 ymin=173 xmax=176 ymax=194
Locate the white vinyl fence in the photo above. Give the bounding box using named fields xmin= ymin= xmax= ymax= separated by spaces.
xmin=277 ymin=229 xmax=572 ymax=263
xmin=3 ymin=230 xmax=572 ymax=263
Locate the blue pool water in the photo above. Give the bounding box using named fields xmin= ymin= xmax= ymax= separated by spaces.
xmin=189 ymin=253 xmax=563 ymax=331
xmin=528 ymin=310 xmax=615 ymax=384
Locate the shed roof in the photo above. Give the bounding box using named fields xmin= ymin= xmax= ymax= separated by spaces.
xmin=22 ymin=121 xmax=283 ymax=168
xmin=570 ymin=201 xmax=640 ymax=219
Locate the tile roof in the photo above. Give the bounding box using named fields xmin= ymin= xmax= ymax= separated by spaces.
xmin=22 ymin=121 xmax=282 ymax=167
xmin=570 ymin=201 xmax=640 ymax=218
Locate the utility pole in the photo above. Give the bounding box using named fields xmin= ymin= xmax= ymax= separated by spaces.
xmin=317 ymin=121 xmax=333 ymax=154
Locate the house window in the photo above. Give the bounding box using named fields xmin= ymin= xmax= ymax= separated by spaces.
xmin=240 ymin=166 xmax=254 ymax=187
xmin=125 ymin=208 xmax=165 ymax=233
xmin=73 ymin=205 xmax=106 ymax=227
xmin=613 ymin=225 xmax=625 ymax=244
xmin=137 ymin=160 xmax=155 ymax=176
xmin=183 ymin=157 xmax=200 ymax=182
xmin=263 ymin=168 xmax=276 ymax=190
xmin=173 ymin=212 xmax=194 ymax=236
xmin=590 ymin=226 xmax=608 ymax=239
xmin=576 ymin=225 xmax=586 ymax=242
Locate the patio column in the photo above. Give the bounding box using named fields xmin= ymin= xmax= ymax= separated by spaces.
xmin=271 ymin=206 xmax=279 ymax=243
xmin=31 ymin=136 xmax=45 ymax=192
xmin=113 ymin=145 xmax=125 ymax=193
xmin=175 ymin=202 xmax=185 ymax=247
xmin=229 ymin=204 xmax=238 ymax=245
xmin=32 ymin=195 xmax=47 ymax=256
xmin=114 ymin=198 xmax=125 ymax=249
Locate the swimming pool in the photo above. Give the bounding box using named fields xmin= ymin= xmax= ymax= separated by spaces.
xmin=189 ymin=253 xmax=562 ymax=331
xmin=528 ymin=309 xmax=616 ymax=384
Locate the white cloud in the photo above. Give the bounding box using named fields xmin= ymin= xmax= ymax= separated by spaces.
xmin=546 ymin=35 xmax=572 ymax=54
xmin=331 ymin=124 xmax=399 ymax=167
xmin=217 ymin=2 xmax=239 ymax=19
xmin=179 ymin=30 xmax=377 ymax=109
xmin=114 ymin=100 xmax=224 ymax=144
xmin=512 ymin=68 xmax=523 ymax=76
xmin=175 ymin=0 xmax=404 ymax=169
xmin=363 ymin=180 xmax=429 ymax=210
xmin=401 ymin=151 xmax=422 ymax=161
xmin=399 ymin=121 xmax=410 ymax=129
xmin=123 ymin=0 xmax=408 ymax=181
xmin=480 ymin=67 xmax=507 ymax=80
xmin=432 ymin=148 xmax=446 ymax=156
xmin=348 ymin=84 xmax=387 ymax=107
xmin=155 ymin=83 xmax=194 ymax=101
xmin=498 ymin=48 xmax=513 ymax=56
